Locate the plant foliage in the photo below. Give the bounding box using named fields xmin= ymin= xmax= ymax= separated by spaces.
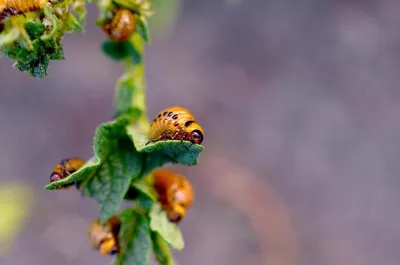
xmin=0 ymin=0 xmax=208 ymax=264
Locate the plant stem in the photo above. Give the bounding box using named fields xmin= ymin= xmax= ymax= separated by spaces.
xmin=116 ymin=34 xmax=149 ymax=134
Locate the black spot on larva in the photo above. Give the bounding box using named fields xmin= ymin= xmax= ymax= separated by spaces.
xmin=163 ymin=112 xmax=168 ymax=116
xmin=158 ymin=114 xmax=161 ymax=118
xmin=153 ymin=118 xmax=157 ymax=122
xmin=174 ymin=122 xmax=179 ymax=127
xmin=172 ymin=114 xmax=178 ymax=120
xmin=168 ymin=112 xmax=173 ymax=117
xmin=185 ymin=120 xmax=195 ymax=127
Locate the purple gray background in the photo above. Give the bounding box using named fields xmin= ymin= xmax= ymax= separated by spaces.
xmin=1 ymin=0 xmax=399 ymax=265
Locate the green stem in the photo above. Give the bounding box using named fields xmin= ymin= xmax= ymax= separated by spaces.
xmin=129 ymin=34 xmax=147 ymax=114
xmin=115 ymin=33 xmax=149 ymax=134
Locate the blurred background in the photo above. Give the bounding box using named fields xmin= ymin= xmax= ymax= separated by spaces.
xmin=1 ymin=0 xmax=400 ymax=264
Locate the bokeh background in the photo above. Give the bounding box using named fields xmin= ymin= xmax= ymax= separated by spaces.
xmin=1 ymin=0 xmax=400 ymax=264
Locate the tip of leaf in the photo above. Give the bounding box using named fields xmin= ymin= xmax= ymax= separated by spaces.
xmin=44 ymin=158 xmax=100 ymax=190
xmin=143 ymin=141 xmax=204 ymax=166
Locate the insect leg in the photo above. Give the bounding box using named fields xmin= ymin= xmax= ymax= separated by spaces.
xmin=172 ymin=131 xmax=180 ymax=140
xmin=181 ymin=132 xmax=187 ymax=143
xmin=146 ymin=130 xmax=171 ymax=145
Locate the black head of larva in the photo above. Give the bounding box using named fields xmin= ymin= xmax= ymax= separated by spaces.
xmin=190 ymin=130 xmax=203 ymax=144
xmin=183 ymin=120 xmax=204 ymax=145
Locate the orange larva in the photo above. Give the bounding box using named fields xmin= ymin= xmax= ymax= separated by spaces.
xmin=88 ymin=216 xmax=121 ymax=256
xmin=153 ymin=168 xmax=195 ymax=223
xmin=147 ymin=106 xmax=204 ymax=145
xmin=0 ymin=0 xmax=48 ymax=21
xmin=103 ymin=8 xmax=136 ymax=42
xmin=49 ymin=157 xmax=85 ymax=190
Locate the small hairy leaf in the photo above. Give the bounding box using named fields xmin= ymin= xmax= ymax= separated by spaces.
xmin=114 ymin=209 xmax=152 ymax=265
xmin=136 ymin=16 xmax=151 ymax=43
xmin=102 ymin=40 xmax=141 ymax=63
xmin=149 ymin=202 xmax=184 ymax=250
xmin=151 ymin=232 xmax=177 ymax=265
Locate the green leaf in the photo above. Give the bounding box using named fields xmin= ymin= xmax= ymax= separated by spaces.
xmin=47 ymin=117 xmax=144 ymax=224
xmin=149 ymin=202 xmax=184 ymax=250
xmin=114 ymin=209 xmax=152 ymax=265
xmin=136 ymin=16 xmax=151 ymax=43
xmin=151 ymin=232 xmax=177 ymax=265
xmin=102 ymin=40 xmax=141 ymax=63
xmin=79 ymin=119 xmax=144 ymax=224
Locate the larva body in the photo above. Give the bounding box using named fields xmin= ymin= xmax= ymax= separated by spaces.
xmin=0 ymin=0 xmax=48 ymax=20
xmin=88 ymin=216 xmax=121 ymax=256
xmin=148 ymin=106 xmax=204 ymax=145
xmin=103 ymin=8 xmax=135 ymax=42
xmin=49 ymin=157 xmax=85 ymax=189
xmin=153 ymin=168 xmax=195 ymax=223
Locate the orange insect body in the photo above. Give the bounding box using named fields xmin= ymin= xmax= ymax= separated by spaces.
xmin=0 ymin=0 xmax=48 ymax=20
xmin=49 ymin=158 xmax=85 ymax=189
xmin=148 ymin=106 xmax=204 ymax=145
xmin=153 ymin=168 xmax=195 ymax=223
xmin=103 ymin=8 xmax=136 ymax=42
xmin=88 ymin=216 xmax=121 ymax=256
